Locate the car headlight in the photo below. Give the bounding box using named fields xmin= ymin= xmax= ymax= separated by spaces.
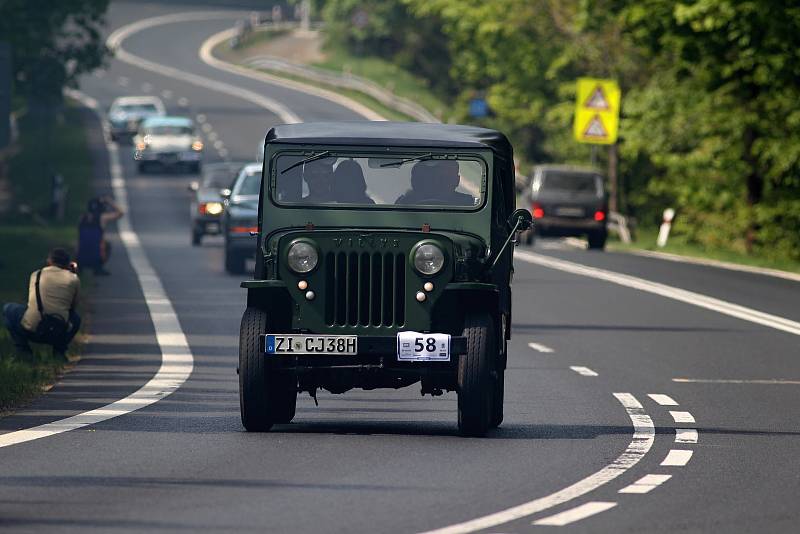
xmin=287 ymin=241 xmax=318 ymax=273
xmin=413 ymin=243 xmax=445 ymax=275
xmin=191 ymin=140 xmax=203 ymax=151
xmin=204 ymin=202 xmax=223 ymax=215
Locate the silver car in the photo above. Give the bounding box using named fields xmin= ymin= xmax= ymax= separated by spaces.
xmin=133 ymin=116 xmax=204 ymax=173
xmin=107 ymin=96 xmax=165 ymax=141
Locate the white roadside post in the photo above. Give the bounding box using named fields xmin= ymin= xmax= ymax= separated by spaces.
xmin=657 ymin=208 xmax=675 ymax=248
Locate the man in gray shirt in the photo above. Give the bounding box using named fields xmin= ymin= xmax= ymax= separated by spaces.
xmin=3 ymin=248 xmax=81 ymax=362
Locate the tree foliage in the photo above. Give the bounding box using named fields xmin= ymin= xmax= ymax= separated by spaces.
xmin=319 ymin=0 xmax=800 ymax=259
xmin=0 ymin=0 xmax=111 ymax=103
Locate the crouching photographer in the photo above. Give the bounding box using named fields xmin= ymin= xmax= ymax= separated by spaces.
xmin=2 ymin=248 xmax=81 ymax=362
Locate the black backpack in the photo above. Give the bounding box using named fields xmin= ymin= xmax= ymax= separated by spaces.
xmin=33 ymin=269 xmax=68 ymax=342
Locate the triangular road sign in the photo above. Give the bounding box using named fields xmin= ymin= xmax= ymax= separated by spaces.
xmin=584 ymin=86 xmax=610 ymax=110
xmin=583 ymin=114 xmax=608 ymax=139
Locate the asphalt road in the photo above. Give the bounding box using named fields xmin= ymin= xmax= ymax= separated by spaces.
xmin=2 ymin=2 xmax=800 ymax=532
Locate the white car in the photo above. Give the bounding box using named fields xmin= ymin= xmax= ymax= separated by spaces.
xmin=107 ymin=96 xmax=165 ymax=141
xmin=133 ymin=116 xmax=204 ymax=174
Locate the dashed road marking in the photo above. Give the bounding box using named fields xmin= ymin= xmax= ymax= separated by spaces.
xmin=207 ymin=131 xmax=218 ymax=142
xmin=647 ymin=393 xmax=678 ymax=406
xmin=195 ymin=113 xmax=206 ymax=123
xmin=675 ymin=429 xmax=698 ymax=444
xmin=618 ymin=474 xmax=672 ymax=494
xmin=218 ymin=147 xmax=229 ymax=159
xmin=213 ymin=140 xmax=224 ymax=150
xmin=118 ymin=76 xmax=129 ymax=86
xmin=669 ymin=411 xmax=695 ymax=424
xmin=527 ymin=342 xmax=554 ymax=353
xmin=570 ymin=366 xmax=598 ymax=377
xmin=420 ymin=393 xmax=653 ymax=534
xmin=141 ymin=82 xmax=153 ymax=92
xmin=661 ymin=449 xmax=693 ymax=466
xmin=201 ymin=123 xmax=213 ymax=133
xmin=177 ymin=96 xmax=189 ymax=107
xmin=94 ymin=69 xmax=106 ymax=78
xmin=533 ymin=502 xmax=617 ymax=526
xmin=161 ymin=89 xmax=173 ymax=99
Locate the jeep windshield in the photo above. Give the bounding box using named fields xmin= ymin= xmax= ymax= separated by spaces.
xmin=272 ymin=153 xmax=485 ymax=209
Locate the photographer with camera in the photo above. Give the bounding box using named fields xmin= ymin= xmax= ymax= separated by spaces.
xmin=76 ymin=195 xmax=124 ymax=276
xmin=2 ymin=248 xmax=81 ymax=362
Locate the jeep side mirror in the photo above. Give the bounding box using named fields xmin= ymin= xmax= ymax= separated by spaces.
xmin=509 ymin=208 xmax=533 ymax=232
xmin=188 ymin=181 xmax=199 ymax=192
xmin=220 ymin=188 xmax=232 ymax=199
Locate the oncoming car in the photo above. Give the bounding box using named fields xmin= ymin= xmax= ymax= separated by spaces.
xmin=133 ymin=116 xmax=204 ymax=173
xmin=223 ymin=162 xmax=261 ymax=274
xmin=189 ymin=162 xmax=249 ymax=246
xmin=525 ymin=165 xmax=608 ymax=249
xmin=238 ymin=122 xmax=531 ymax=437
xmin=107 ymin=96 xmax=165 ymax=141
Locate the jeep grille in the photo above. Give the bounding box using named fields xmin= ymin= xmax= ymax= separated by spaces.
xmin=324 ymin=252 xmax=405 ymax=327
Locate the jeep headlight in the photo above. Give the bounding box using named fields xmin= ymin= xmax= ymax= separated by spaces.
xmin=287 ymin=241 xmax=318 ymax=273
xmin=413 ymin=243 xmax=445 ymax=275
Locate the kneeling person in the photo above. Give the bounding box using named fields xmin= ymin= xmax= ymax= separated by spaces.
xmin=2 ymin=248 xmax=81 ymax=362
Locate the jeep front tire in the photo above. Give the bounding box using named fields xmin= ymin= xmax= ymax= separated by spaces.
xmin=239 ymin=307 xmax=297 ymax=431
xmin=458 ymin=312 xmax=494 ymax=437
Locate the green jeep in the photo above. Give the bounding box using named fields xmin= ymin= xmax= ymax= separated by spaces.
xmin=239 ymin=122 xmax=531 ymax=437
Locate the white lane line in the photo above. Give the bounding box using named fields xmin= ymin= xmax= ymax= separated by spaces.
xmin=218 ymin=148 xmax=229 ymax=159
xmin=533 ymin=502 xmax=617 ymax=526
xmin=623 ymin=248 xmax=800 ymax=283
xmin=514 ymin=251 xmax=800 ymax=338
xmin=527 ymin=342 xmax=554 ymax=353
xmin=669 ymin=411 xmax=695 ymax=423
xmin=570 ymin=366 xmax=598 ymax=377
xmin=420 ymin=393 xmax=654 ymax=534
xmin=0 ymin=90 xmax=194 ymax=449
xmin=107 ymin=13 xmax=301 ymax=124
xmin=117 ymin=76 xmax=129 ymax=86
xmin=201 ymin=123 xmax=213 ymax=133
xmin=675 ymin=429 xmax=698 ymax=444
xmin=207 ymin=131 xmax=218 ymax=142
xmin=195 ymin=113 xmax=207 ymax=123
xmin=647 ymin=393 xmax=678 ymax=406
xmin=160 ymin=89 xmax=173 ymax=99
xmin=213 ymin=140 xmax=224 ymax=150
xmin=618 ymin=474 xmax=672 ymax=494
xmin=674 ymin=378 xmax=800 ymax=385
xmin=661 ymin=449 xmax=693 ymax=467
xmin=141 ymin=82 xmax=153 ymax=92
xmin=199 ymin=26 xmax=386 ymax=122
xmin=177 ymin=97 xmax=189 ymax=107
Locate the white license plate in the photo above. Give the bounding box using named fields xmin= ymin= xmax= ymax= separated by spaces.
xmin=397 ymin=331 xmax=451 ymax=362
xmin=265 ymin=334 xmax=357 ymax=355
xmin=554 ymin=207 xmax=585 ymax=217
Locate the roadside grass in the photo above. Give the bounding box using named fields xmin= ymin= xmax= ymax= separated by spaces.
xmin=0 ymin=102 xmax=93 ymax=412
xmin=311 ymin=45 xmax=450 ymax=120
xmin=609 ymin=227 xmax=800 ymax=274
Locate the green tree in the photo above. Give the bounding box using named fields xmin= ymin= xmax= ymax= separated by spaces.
xmin=0 ymin=0 xmax=110 ymax=104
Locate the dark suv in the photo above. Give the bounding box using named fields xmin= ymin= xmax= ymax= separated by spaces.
xmin=238 ymin=122 xmax=531 ymax=437
xmin=525 ymin=165 xmax=607 ymax=249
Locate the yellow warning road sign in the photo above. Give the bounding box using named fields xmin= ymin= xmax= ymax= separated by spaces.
xmin=574 ymin=78 xmax=620 ymax=144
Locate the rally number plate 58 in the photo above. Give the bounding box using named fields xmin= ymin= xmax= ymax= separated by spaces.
xmin=265 ymin=335 xmax=357 ymax=355
xmin=396 ymin=331 xmax=451 ymax=362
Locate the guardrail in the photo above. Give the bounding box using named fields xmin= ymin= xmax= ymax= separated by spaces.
xmin=230 ymin=22 xmax=441 ymax=124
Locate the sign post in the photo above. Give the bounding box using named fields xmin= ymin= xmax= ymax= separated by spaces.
xmin=574 ymin=78 xmax=621 ymax=211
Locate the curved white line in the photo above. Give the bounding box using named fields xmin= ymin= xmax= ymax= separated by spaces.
xmin=419 ymin=393 xmax=655 ymax=534
xmin=0 ymin=90 xmax=193 ymax=448
xmin=107 ymin=12 xmax=301 ymax=124
xmin=199 ymin=27 xmax=387 ymax=122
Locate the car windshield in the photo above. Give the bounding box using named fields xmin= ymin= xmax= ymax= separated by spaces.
xmin=144 ymin=125 xmax=192 ymax=136
xmin=542 ymin=172 xmax=602 ymax=196
xmin=236 ymin=171 xmax=261 ymax=196
xmin=117 ymin=104 xmax=158 ymax=114
xmin=273 ymin=153 xmax=485 ymax=209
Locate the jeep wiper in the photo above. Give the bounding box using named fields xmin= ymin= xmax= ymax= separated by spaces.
xmin=280 ymin=151 xmax=331 ymax=174
xmin=378 ymin=152 xmax=434 ymax=168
